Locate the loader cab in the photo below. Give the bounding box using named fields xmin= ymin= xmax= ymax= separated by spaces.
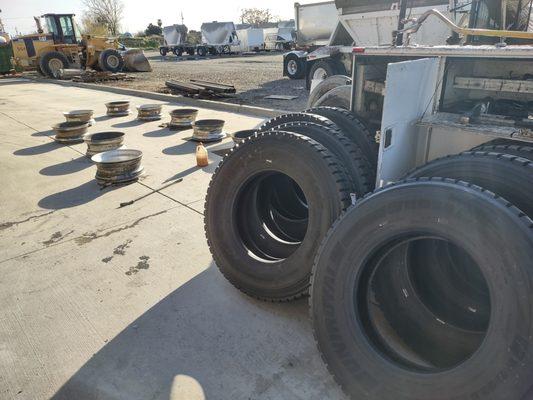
xmin=43 ymin=14 xmax=80 ymax=45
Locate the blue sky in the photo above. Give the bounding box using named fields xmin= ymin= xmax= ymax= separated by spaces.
xmin=0 ymin=0 xmax=310 ymax=36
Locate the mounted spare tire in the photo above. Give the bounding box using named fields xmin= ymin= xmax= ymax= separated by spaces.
xmin=39 ymin=51 xmax=69 ymax=78
xmin=98 ymin=49 xmax=124 ymax=73
xmin=311 ymin=178 xmax=533 ymax=400
xmin=205 ymin=131 xmax=352 ymax=301
xmin=307 ymin=75 xmax=352 ymax=108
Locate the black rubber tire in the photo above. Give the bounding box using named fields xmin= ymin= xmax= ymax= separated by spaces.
xmin=197 ymin=46 xmax=207 ymax=57
xmin=98 ymin=49 xmax=124 ymax=73
xmin=472 ymin=143 xmax=533 ymax=160
xmin=39 ymin=51 xmax=69 ymax=78
xmin=173 ymin=47 xmax=183 ymax=56
xmin=405 ymin=152 xmax=533 ymax=331
xmin=187 ymin=48 xmax=195 ymax=56
xmin=307 ymin=75 xmax=352 ymax=108
xmin=313 ymin=85 xmax=351 ymax=110
xmin=263 ymin=121 xmax=373 ymax=197
xmin=284 ymin=53 xmax=305 ymax=79
xmin=371 ymin=241 xmax=486 ymax=368
xmin=305 ymin=106 xmax=378 ymax=169
xmin=311 ymin=178 xmax=533 ymax=400
xmin=205 ymin=131 xmax=352 ymax=301
xmin=159 ymin=47 xmax=168 ymax=56
xmin=306 ymin=59 xmax=346 ymax=89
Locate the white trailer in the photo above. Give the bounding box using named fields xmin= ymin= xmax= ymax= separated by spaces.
xmin=197 ymin=22 xmax=240 ymax=56
xmin=159 ymin=24 xmax=196 ymax=57
xmin=237 ymin=28 xmax=264 ymax=52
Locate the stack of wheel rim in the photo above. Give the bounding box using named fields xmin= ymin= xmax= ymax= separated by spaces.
xmin=205 ymin=107 xmax=533 ymax=399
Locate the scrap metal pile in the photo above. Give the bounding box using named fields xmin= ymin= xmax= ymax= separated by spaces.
xmin=165 ymin=79 xmax=236 ymax=99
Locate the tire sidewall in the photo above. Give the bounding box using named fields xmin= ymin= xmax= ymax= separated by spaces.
xmin=311 ymin=181 xmax=533 ymax=399
xmin=206 ymin=134 xmax=346 ymax=298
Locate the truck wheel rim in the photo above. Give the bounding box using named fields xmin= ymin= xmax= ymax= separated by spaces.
xmin=49 ymin=59 xmax=63 ymax=73
xmin=288 ymin=60 xmax=298 ymax=75
xmin=312 ymin=67 xmax=328 ymax=81
xmin=107 ymin=55 xmax=120 ymax=68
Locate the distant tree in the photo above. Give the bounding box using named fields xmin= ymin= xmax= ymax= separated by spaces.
xmin=240 ymin=8 xmax=274 ymax=27
xmin=145 ymin=23 xmax=162 ymax=36
xmin=80 ymin=13 xmax=110 ymax=36
xmin=186 ymin=30 xmax=201 ymax=45
xmin=82 ymin=0 xmax=124 ymax=35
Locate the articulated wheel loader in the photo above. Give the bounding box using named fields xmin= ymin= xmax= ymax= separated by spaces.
xmin=11 ymin=13 xmax=151 ymax=78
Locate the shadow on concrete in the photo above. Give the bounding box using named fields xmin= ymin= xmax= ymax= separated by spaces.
xmin=48 ymin=265 xmax=338 ymax=400
xmin=163 ymin=162 xmax=218 ymax=183
xmin=39 ymin=156 xmax=93 ymax=176
xmin=31 ymin=129 xmax=55 ymax=138
xmin=0 ymin=79 xmax=34 ymax=87
xmin=162 ymin=141 xmax=193 ymax=155
xmin=14 ymin=141 xmax=61 ymax=156
xmin=143 ymin=128 xmax=177 ymax=138
xmin=112 ymin=120 xmax=147 ymax=128
xmin=38 ymin=180 xmax=116 ymax=210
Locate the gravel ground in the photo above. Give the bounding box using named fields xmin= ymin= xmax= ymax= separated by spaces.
xmin=101 ymin=51 xmax=309 ymax=112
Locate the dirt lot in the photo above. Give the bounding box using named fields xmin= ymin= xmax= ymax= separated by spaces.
xmin=103 ymin=51 xmax=309 ymax=112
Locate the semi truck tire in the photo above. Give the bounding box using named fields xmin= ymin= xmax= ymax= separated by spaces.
xmin=472 ymin=143 xmax=533 ymax=160
xmin=187 ymin=48 xmax=195 ymax=56
xmin=284 ymin=53 xmax=305 ymax=79
xmin=305 ymin=107 xmax=378 ymax=169
xmin=311 ymin=178 xmax=533 ymax=400
xmin=403 ymin=152 xmax=533 ymax=332
xmin=159 ymin=47 xmax=168 ymax=56
xmin=313 ymin=85 xmax=351 ymax=110
xmin=205 ymin=131 xmax=352 ymax=301
xmin=39 ymin=51 xmax=69 ymax=78
xmin=307 ymin=75 xmax=352 ymax=108
xmin=263 ymin=121 xmax=373 ymax=196
xmin=173 ymin=47 xmax=183 ymax=56
xmin=307 ymin=60 xmax=346 ymax=89
xmin=98 ymin=49 xmax=124 ymax=73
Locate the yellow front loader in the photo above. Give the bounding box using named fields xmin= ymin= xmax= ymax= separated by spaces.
xmin=11 ymin=14 xmax=150 ymax=78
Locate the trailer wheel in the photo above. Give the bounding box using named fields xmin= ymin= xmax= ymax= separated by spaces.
xmin=39 ymin=51 xmax=69 ymax=78
xmin=305 ymin=106 xmax=378 ymax=168
xmin=284 ymin=54 xmax=305 ymax=80
xmin=197 ymin=46 xmax=207 ymax=57
xmin=159 ymin=47 xmax=168 ymax=56
xmin=205 ymin=131 xmax=352 ymax=301
xmin=173 ymin=47 xmax=183 ymax=57
xmin=306 ymin=59 xmax=346 ymax=89
xmin=187 ymin=48 xmax=195 ymax=56
xmin=311 ymin=178 xmax=533 ymax=400
xmin=98 ymin=49 xmax=124 ymax=73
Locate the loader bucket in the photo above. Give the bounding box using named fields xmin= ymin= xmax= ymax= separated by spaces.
xmin=122 ymin=49 xmax=152 ymax=72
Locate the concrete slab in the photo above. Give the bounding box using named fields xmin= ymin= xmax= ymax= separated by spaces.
xmin=0 ymin=80 xmax=346 ymax=400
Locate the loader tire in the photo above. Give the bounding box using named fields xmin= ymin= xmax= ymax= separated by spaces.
xmin=307 ymin=75 xmax=352 ymax=108
xmin=311 ymin=178 xmax=533 ymax=400
xmin=305 ymin=106 xmax=378 ymax=168
xmin=205 ymin=131 xmax=352 ymax=301
xmin=98 ymin=49 xmax=124 ymax=73
xmin=405 ymin=152 xmax=533 ymax=331
xmin=39 ymin=51 xmax=69 ymax=78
